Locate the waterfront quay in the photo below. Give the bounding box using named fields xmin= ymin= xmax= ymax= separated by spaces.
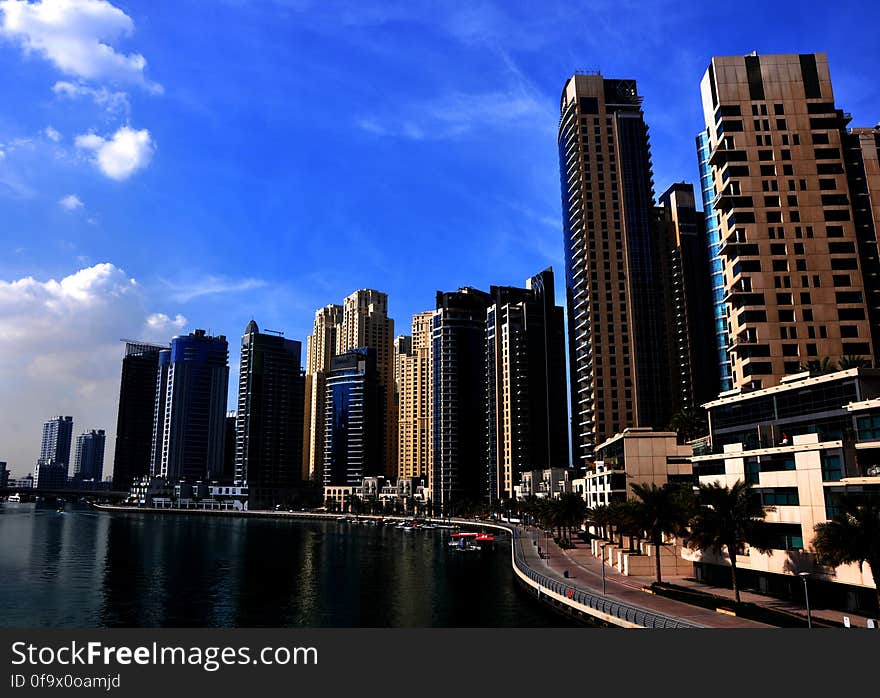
xmin=92 ymin=505 xmax=766 ymax=628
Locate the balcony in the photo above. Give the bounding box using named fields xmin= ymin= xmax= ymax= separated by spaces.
xmin=708 ymin=142 xmax=747 ymax=167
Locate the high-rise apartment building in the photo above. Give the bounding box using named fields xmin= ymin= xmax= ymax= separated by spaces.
xmin=658 ymin=183 xmax=719 ymax=409
xmin=843 ymin=126 xmax=880 ymax=358
xmin=304 ymin=291 xmax=395 ymax=480
xmin=35 ymin=415 xmax=73 ymax=488
xmin=323 ymin=347 xmax=383 ymax=487
xmin=485 ymin=268 xmax=569 ymax=501
xmin=235 ymin=320 xmax=305 ymax=508
xmin=558 ymin=73 xmax=670 ymax=464
xmin=698 ymin=53 xmax=875 ymax=390
xmin=303 ymin=304 xmax=343 ymax=482
xmin=151 ymin=329 xmax=229 ymax=481
xmin=432 ymin=288 xmax=492 ymax=513
xmin=341 ymin=290 xmax=396 ymax=477
xmin=72 ymin=429 xmax=106 ymax=482
xmin=112 ymin=341 xmax=165 ymax=491
xmin=395 ymin=311 xmax=434 ymax=486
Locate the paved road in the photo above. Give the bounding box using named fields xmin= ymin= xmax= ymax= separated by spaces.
xmin=517 ymin=527 xmax=769 ymax=628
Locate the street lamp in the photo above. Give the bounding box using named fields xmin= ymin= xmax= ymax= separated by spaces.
xmin=798 ymin=572 xmax=812 ymax=629
xmin=600 ymin=543 xmax=607 ymax=595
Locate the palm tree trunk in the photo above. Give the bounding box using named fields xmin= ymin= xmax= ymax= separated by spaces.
xmin=728 ymin=543 xmax=740 ymax=604
xmin=654 ymin=531 xmax=662 ymax=585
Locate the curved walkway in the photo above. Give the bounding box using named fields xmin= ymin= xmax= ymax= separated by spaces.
xmin=512 ymin=526 xmax=769 ymax=628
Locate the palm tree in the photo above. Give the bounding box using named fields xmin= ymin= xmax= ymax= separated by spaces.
xmin=557 ymin=492 xmax=588 ymax=545
xmin=630 ymin=483 xmax=695 ymax=584
xmin=799 ymin=357 xmax=837 ymax=376
xmin=588 ymin=504 xmax=612 ymax=540
xmin=685 ymin=480 xmax=772 ymax=603
xmin=838 ymin=355 xmax=870 ymax=370
xmin=667 ymin=408 xmax=709 ymax=444
xmin=813 ymin=495 xmax=880 ymax=612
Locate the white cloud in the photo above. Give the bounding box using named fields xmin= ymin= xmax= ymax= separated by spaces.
xmin=0 ymin=0 xmax=162 ymax=92
xmin=52 ymin=79 xmax=129 ymax=113
xmin=0 ymin=263 xmax=184 ymax=476
xmin=58 ymin=193 xmax=83 ymax=209
xmin=44 ymin=125 xmax=61 ymax=141
xmin=146 ymin=312 xmax=187 ymax=332
xmin=75 ymin=125 xmax=154 ymax=180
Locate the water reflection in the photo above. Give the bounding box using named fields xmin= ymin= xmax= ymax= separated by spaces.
xmin=0 ymin=504 xmax=572 ymax=628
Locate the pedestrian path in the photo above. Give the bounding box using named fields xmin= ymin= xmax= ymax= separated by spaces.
xmin=539 ymin=531 xmax=880 ymax=629
xmin=518 ymin=527 xmax=769 ymax=628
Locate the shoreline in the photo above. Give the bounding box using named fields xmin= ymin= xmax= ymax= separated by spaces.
xmin=88 ymin=503 xmax=685 ymax=628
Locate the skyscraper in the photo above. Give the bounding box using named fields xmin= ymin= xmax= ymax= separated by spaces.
xmin=485 ymin=268 xmax=569 ymax=502
xmin=698 ymin=53 xmax=875 ymax=390
xmin=843 ymin=126 xmax=880 ymax=359
xmin=152 ymin=329 xmax=229 ymax=481
xmin=304 ymin=291 xmax=395 ymax=481
xmin=558 ymin=73 xmax=670 ymax=464
xmin=112 ymin=341 xmax=165 ymax=491
xmin=73 ymin=429 xmax=106 ymax=483
xmin=432 ymin=287 xmax=492 ymax=513
xmin=303 ymin=305 xmax=343 ymax=482
xmin=341 ymin=290 xmax=396 ymax=477
xmin=235 ymin=320 xmax=305 ymax=509
xmin=35 ymin=415 xmax=73 ymax=488
xmin=395 ymin=311 xmax=434 ymax=487
xmin=323 ymin=347 xmax=384 ymax=487
xmin=658 ymin=183 xmax=719 ymax=410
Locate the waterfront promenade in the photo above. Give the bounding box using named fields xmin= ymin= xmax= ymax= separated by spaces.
xmin=514 ymin=526 xmax=768 ymax=628
xmin=92 ymin=505 xmax=774 ymax=628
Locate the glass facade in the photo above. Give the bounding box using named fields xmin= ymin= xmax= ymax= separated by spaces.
xmin=697 ymin=130 xmax=732 ymax=392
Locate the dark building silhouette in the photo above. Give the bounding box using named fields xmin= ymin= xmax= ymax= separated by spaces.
xmin=324 ymin=347 xmax=384 ymax=487
xmin=432 ymin=287 xmax=492 ymax=513
xmin=658 ymin=183 xmax=719 ymax=411
xmin=235 ymin=320 xmax=305 ymax=508
xmin=486 ymin=268 xmax=569 ymax=501
xmin=112 ymin=341 xmax=164 ymax=491
xmin=73 ymin=429 xmax=106 ymax=483
xmin=35 ymin=415 xmax=73 ymax=489
xmin=151 ymin=330 xmax=229 ymax=481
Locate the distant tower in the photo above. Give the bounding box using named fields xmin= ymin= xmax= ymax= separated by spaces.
xmin=112 ymin=341 xmax=165 ymax=491
xmin=152 ymin=329 xmax=229 ymax=481
xmin=485 ymin=268 xmax=569 ymax=502
xmin=323 ymin=347 xmax=384 ymax=487
xmin=73 ymin=430 xmax=106 ymax=482
xmin=432 ymin=287 xmax=492 ymax=513
xmin=396 ymin=311 xmax=435 ymax=487
xmin=35 ymin=416 xmax=73 ymax=488
xmin=303 ymin=305 xmax=343 ymax=482
xmin=235 ymin=320 xmax=305 ymax=508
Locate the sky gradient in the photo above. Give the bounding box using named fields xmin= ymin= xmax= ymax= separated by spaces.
xmin=2 ymin=0 xmax=880 ymax=476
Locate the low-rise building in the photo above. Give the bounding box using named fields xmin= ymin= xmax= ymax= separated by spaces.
xmin=586 ymin=428 xmax=693 ymax=508
xmin=515 ymin=467 xmax=573 ymax=499
xmin=689 ymin=368 xmax=880 ymax=612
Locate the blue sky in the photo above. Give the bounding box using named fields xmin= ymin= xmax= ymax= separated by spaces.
xmin=1 ymin=0 xmax=879 ymax=475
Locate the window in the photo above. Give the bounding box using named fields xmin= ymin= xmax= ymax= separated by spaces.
xmin=757 ymin=487 xmax=800 ymax=506
xmin=841 ymin=325 xmax=859 ymax=338
xmin=829 ymin=241 xmax=856 ymax=254
xmin=836 ymin=291 xmax=863 ymax=304
xmin=831 ymin=257 xmax=858 ymax=270
xmin=838 ymin=308 xmax=866 ymax=321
